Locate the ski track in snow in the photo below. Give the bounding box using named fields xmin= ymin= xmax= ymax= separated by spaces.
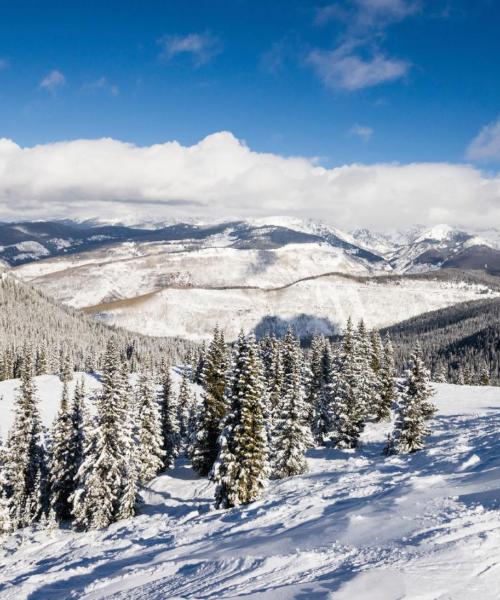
xmin=2 ymin=382 xmax=500 ymax=598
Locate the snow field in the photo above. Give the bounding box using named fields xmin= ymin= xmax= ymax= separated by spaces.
xmin=1 ymin=381 xmax=500 ymax=597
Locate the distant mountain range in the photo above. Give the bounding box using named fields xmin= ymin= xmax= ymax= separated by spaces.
xmin=2 ymin=217 xmax=500 ymax=275
xmin=3 ymin=217 xmax=500 ymax=341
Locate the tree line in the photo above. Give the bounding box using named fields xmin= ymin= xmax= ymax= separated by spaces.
xmin=0 ymin=320 xmax=435 ymax=534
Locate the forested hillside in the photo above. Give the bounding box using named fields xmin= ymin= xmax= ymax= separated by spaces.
xmin=383 ymin=295 xmax=500 ymax=384
xmin=0 ymin=274 xmax=195 ymax=378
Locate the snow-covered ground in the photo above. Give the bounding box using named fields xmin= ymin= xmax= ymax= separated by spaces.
xmin=2 ymin=379 xmax=500 ymax=598
xmin=88 ymin=275 xmax=497 ymax=341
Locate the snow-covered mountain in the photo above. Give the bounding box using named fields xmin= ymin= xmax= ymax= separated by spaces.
xmin=5 ymin=218 xmax=500 ymax=340
xmin=2 ymin=376 xmax=500 ymax=599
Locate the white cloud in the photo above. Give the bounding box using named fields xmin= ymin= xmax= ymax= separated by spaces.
xmin=82 ymin=77 xmax=119 ymax=96
xmin=350 ymin=124 xmax=374 ymax=141
xmin=158 ymin=32 xmax=221 ymax=67
xmin=0 ymin=132 xmax=499 ymax=230
xmin=307 ymin=46 xmax=409 ymax=90
xmin=466 ymin=117 xmax=500 ymax=161
xmin=316 ymin=0 xmax=420 ymax=30
xmin=310 ymin=0 xmax=416 ymax=91
xmin=39 ymin=70 xmax=65 ymax=92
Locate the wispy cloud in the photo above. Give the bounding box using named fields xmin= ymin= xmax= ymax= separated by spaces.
xmin=158 ymin=32 xmax=221 ymax=67
xmin=309 ymin=0 xmax=417 ymax=91
xmin=307 ymin=44 xmax=409 ymax=91
xmin=39 ymin=69 xmax=65 ymax=92
xmin=315 ymin=0 xmax=420 ymax=31
xmin=466 ymin=117 xmax=500 ymax=162
xmin=0 ymin=58 xmax=9 ymax=70
xmin=82 ymin=77 xmax=119 ymax=96
xmin=350 ymin=123 xmax=374 ymax=141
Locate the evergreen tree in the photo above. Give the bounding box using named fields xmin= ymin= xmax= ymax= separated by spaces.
xmin=70 ymin=379 xmax=87 ymax=477
xmin=192 ymin=327 xmax=228 ymax=476
xmin=385 ymin=348 xmax=435 ymax=455
xmin=72 ymin=339 xmax=130 ymax=530
xmin=3 ymin=347 xmax=47 ymax=530
xmin=0 ymin=441 xmax=11 ymax=533
xmin=260 ymin=335 xmax=284 ymax=432
xmin=212 ymin=332 xmax=269 ymax=509
xmin=479 ymin=363 xmax=491 ymax=386
xmin=353 ymin=320 xmax=380 ymax=420
xmin=375 ymin=336 xmax=397 ymax=422
xmin=272 ymin=329 xmax=312 ymax=478
xmin=369 ymin=329 xmax=384 ymax=375
xmin=49 ymin=380 xmax=76 ymax=521
xmin=136 ymin=372 xmax=164 ymax=485
xmin=312 ymin=343 xmax=336 ymax=444
xmin=328 ymin=322 xmax=367 ymax=449
xmin=177 ymin=372 xmax=192 ymax=446
xmin=159 ymin=361 xmax=180 ymax=469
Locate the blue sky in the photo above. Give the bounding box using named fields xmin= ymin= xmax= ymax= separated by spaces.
xmin=1 ymin=0 xmax=499 ymax=166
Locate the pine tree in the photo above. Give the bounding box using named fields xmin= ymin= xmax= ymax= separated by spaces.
xmin=177 ymin=372 xmax=192 ymax=446
xmin=159 ymin=361 xmax=180 ymax=469
xmin=72 ymin=339 xmax=130 ymax=530
xmin=369 ymin=329 xmax=384 ymax=375
xmin=212 ymin=332 xmax=269 ymax=509
xmin=479 ymin=363 xmax=491 ymax=386
xmin=0 ymin=440 xmax=11 ymax=533
xmin=353 ymin=320 xmax=380 ymax=420
xmin=260 ymin=335 xmax=284 ymax=433
xmin=136 ymin=372 xmax=164 ymax=485
xmin=433 ymin=363 xmax=448 ymax=383
xmin=3 ymin=347 xmax=48 ymax=530
xmin=375 ymin=335 xmax=396 ymax=422
xmin=307 ymin=335 xmax=326 ymax=429
xmin=49 ymin=380 xmax=76 ymax=521
xmin=272 ymin=329 xmax=312 ymax=478
xmin=192 ymin=327 xmax=228 ymax=476
xmin=328 ymin=321 xmax=366 ymax=449
xmin=70 ymin=379 xmax=87 ymax=477
xmin=312 ymin=343 xmax=335 ymax=444
xmin=385 ymin=348 xmax=435 ymax=455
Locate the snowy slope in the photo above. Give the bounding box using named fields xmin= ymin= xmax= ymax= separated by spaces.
xmin=2 ymin=382 xmax=500 ymax=598
xmin=85 ymin=275 xmax=498 ymax=341
xmin=14 ymin=242 xmax=379 ymax=309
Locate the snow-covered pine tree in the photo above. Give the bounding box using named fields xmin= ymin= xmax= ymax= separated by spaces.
xmin=70 ymin=379 xmax=86 ymax=476
xmin=352 ymin=320 xmax=380 ymax=420
xmin=192 ymin=327 xmax=228 ymax=476
xmin=159 ymin=361 xmax=180 ymax=469
xmin=72 ymin=339 xmax=130 ymax=530
xmin=0 ymin=440 xmax=11 ymax=533
xmin=328 ymin=321 xmax=366 ymax=449
xmin=433 ymin=362 xmax=448 ymax=383
xmin=479 ymin=363 xmax=491 ymax=386
xmin=59 ymin=351 xmax=73 ymax=383
xmin=49 ymin=380 xmax=76 ymax=521
xmin=307 ymin=335 xmax=326 ymax=427
xmin=260 ymin=335 xmax=284 ymax=432
xmin=369 ymin=329 xmax=384 ymax=375
xmin=312 ymin=342 xmax=336 ymax=444
xmin=35 ymin=342 xmax=48 ymax=376
xmin=3 ymin=347 xmax=48 ymax=530
xmin=272 ymin=329 xmax=312 ymax=478
xmin=211 ymin=332 xmax=269 ymax=509
xmin=136 ymin=372 xmax=164 ymax=485
xmin=375 ymin=335 xmax=397 ymax=422
xmin=177 ymin=371 xmax=192 ymax=448
xmin=384 ymin=347 xmax=435 ymax=455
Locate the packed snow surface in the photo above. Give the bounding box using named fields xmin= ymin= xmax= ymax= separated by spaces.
xmin=2 ymin=378 xmax=500 ymax=598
